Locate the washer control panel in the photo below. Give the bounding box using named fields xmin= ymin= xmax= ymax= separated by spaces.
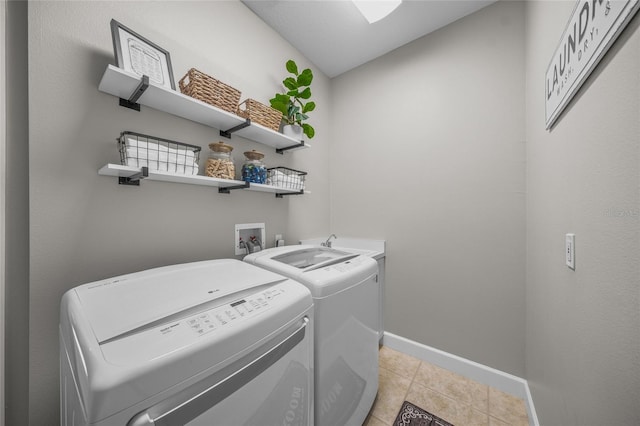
xmin=100 ymin=281 xmax=309 ymax=367
xmin=186 ymin=288 xmax=283 ymax=337
xmin=326 ymin=256 xmax=366 ymax=273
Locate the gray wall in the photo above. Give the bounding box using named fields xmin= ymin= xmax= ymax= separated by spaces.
xmin=524 ymin=1 xmax=640 ymax=425
xmin=5 ymin=1 xmax=30 ymax=425
xmin=26 ymin=1 xmax=330 ymax=422
xmin=16 ymin=1 xmax=640 ymax=424
xmin=330 ymin=1 xmax=526 ymax=376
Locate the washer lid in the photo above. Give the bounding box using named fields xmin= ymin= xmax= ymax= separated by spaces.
xmin=72 ymin=259 xmax=286 ymax=343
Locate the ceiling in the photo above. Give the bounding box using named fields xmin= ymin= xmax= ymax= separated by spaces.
xmin=242 ymin=0 xmax=497 ymax=78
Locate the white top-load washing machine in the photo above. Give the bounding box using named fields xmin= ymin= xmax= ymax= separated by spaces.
xmin=244 ymin=246 xmax=379 ymax=426
xmin=60 ymin=259 xmax=314 ymax=426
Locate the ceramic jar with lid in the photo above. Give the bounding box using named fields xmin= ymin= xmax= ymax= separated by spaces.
xmin=241 ymin=150 xmax=267 ymax=184
xmin=205 ymin=141 xmax=235 ymax=179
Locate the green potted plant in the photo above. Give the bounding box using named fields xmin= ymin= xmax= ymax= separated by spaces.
xmin=270 ymin=59 xmax=316 ymax=139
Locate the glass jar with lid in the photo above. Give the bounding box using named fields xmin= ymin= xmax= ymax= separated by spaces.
xmin=241 ymin=150 xmax=267 ymax=184
xmin=205 ymin=141 xmax=235 ymax=179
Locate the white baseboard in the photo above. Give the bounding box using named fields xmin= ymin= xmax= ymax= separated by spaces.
xmin=382 ymin=332 xmax=539 ymax=426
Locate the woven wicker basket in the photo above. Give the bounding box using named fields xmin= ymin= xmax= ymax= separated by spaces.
xmin=178 ymin=68 xmax=241 ymax=114
xmin=237 ymin=99 xmax=282 ymax=132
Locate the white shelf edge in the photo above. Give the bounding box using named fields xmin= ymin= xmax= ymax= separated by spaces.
xmin=98 ymin=65 xmax=245 ymax=132
xmin=98 ymin=163 xmax=141 ymax=178
xmin=98 ymin=164 xmax=308 ymax=195
xmin=98 ymin=163 xmax=246 ymax=188
xmin=247 ymin=183 xmax=305 ymax=194
xmin=233 ymin=122 xmax=311 ymax=151
xmin=98 ymin=65 xmax=311 ymax=153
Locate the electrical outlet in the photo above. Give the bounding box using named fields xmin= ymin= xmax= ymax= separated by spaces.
xmin=566 ymin=233 xmax=575 ymax=270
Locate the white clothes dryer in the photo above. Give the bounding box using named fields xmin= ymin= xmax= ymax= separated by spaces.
xmin=244 ymin=245 xmax=379 ymax=426
xmin=60 ymin=259 xmax=314 ymax=426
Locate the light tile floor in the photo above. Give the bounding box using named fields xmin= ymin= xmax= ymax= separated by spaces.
xmin=364 ymin=346 xmax=529 ymax=426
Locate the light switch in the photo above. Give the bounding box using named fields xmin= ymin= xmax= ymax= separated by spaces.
xmin=565 ymin=233 xmax=575 ymax=270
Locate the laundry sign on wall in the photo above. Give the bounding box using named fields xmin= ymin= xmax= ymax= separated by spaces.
xmin=545 ymin=0 xmax=640 ymax=129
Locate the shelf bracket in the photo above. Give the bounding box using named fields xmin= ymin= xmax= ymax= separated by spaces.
xmin=276 ymin=140 xmax=305 ymax=155
xmin=275 ymin=190 xmax=304 ymax=198
xmin=118 ymin=167 xmax=148 ymax=186
xmin=220 ymin=119 xmax=251 ymax=139
xmin=218 ymin=181 xmax=250 ymax=194
xmin=119 ymin=75 xmax=149 ymax=111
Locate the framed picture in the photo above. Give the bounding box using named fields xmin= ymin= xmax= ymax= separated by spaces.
xmin=110 ymin=19 xmax=176 ymax=90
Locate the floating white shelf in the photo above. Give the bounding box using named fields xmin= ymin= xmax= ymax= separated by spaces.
xmin=98 ymin=163 xmax=304 ymax=196
xmin=98 ymin=65 xmax=310 ymax=153
xmin=232 ymin=122 xmax=309 ymax=152
xmin=98 ymin=65 xmax=244 ymax=131
xmin=98 ymin=163 xmax=243 ymax=188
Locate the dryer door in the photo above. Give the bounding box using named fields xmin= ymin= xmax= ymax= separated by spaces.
xmin=127 ymin=316 xmax=312 ymax=426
